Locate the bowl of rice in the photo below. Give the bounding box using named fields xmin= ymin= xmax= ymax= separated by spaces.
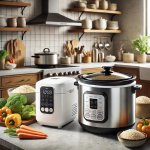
xmin=136 ymin=96 xmax=150 ymax=118
xmin=117 ymin=129 xmax=147 ymax=148
xmin=8 ymin=85 xmax=35 ymax=104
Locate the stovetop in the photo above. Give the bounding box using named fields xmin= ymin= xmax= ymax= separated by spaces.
xmin=25 ymin=64 xmax=79 ymax=69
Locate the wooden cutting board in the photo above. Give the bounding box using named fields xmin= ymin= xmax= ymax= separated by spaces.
xmin=14 ymin=39 xmax=26 ymax=68
xmin=6 ymin=39 xmax=26 ymax=68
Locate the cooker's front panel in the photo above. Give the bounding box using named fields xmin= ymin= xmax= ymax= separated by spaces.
xmin=83 ymin=93 xmax=106 ymax=122
xmin=40 ymin=86 xmax=54 ymax=114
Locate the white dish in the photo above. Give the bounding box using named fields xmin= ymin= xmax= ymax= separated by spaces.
xmin=5 ymin=63 xmax=17 ymax=70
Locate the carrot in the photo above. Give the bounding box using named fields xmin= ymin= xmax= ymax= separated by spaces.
xmin=18 ymin=133 xmax=47 ymax=139
xmin=20 ymin=125 xmax=46 ymax=135
xmin=16 ymin=129 xmax=48 ymax=137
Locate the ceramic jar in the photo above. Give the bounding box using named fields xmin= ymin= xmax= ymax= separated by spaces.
xmin=107 ymin=21 xmax=119 ymax=30
xmin=99 ymin=0 xmax=108 ymax=10
xmin=7 ymin=17 xmax=17 ymax=27
xmin=89 ymin=0 xmax=100 ymax=9
xmin=137 ymin=53 xmax=147 ymax=63
xmin=82 ymin=19 xmax=92 ymax=29
xmin=123 ymin=53 xmax=134 ymax=63
xmin=108 ymin=3 xmax=117 ymax=11
xmin=0 ymin=17 xmax=7 ymax=27
xmin=17 ymin=17 xmax=26 ymax=27
xmin=93 ymin=18 xmax=107 ymax=30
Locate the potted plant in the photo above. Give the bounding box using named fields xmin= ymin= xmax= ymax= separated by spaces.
xmin=0 ymin=49 xmax=8 ymax=69
xmin=132 ymin=35 xmax=150 ymax=63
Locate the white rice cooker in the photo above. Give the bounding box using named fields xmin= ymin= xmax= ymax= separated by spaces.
xmin=36 ymin=77 xmax=78 ymax=128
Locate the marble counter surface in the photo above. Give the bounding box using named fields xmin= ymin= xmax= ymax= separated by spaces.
xmin=0 ymin=119 xmax=149 ymax=150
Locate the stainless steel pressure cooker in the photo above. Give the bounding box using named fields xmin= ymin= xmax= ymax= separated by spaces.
xmin=32 ymin=48 xmax=58 ymax=66
xmin=75 ymin=66 xmax=142 ymax=134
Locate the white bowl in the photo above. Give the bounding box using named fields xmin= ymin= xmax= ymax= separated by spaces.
xmin=7 ymin=88 xmax=35 ymax=105
xmin=117 ymin=131 xmax=147 ymax=148
xmin=5 ymin=63 xmax=17 ymax=70
xmin=105 ymin=55 xmax=116 ymax=62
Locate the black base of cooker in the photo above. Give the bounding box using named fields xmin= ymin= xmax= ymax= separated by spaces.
xmin=79 ymin=122 xmax=135 ymax=134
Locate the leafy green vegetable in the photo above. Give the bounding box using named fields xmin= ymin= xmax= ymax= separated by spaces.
xmin=4 ymin=128 xmax=17 ymax=137
xmin=0 ymin=98 xmax=7 ymax=108
xmin=21 ymin=104 xmax=36 ymax=120
xmin=5 ymin=94 xmax=27 ymax=113
xmin=0 ymin=50 xmax=8 ymax=60
xmin=132 ymin=36 xmax=150 ymax=54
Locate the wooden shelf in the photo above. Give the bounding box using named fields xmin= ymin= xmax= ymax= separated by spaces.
xmin=0 ymin=27 xmax=31 ymax=32
xmin=69 ymin=28 xmax=121 ymax=33
xmin=68 ymin=8 xmax=122 ymax=15
xmin=0 ymin=1 xmax=31 ymax=7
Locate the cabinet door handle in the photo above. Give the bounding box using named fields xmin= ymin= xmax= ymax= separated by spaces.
xmin=26 ymin=79 xmax=30 ymax=82
xmin=18 ymin=79 xmax=24 ymax=83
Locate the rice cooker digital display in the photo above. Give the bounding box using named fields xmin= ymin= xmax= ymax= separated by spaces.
xmin=84 ymin=93 xmax=107 ymax=122
xmin=40 ymin=86 xmax=54 ymax=114
xmin=90 ymin=99 xmax=97 ymax=109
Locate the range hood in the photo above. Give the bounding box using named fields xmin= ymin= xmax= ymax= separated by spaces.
xmin=27 ymin=0 xmax=81 ymax=26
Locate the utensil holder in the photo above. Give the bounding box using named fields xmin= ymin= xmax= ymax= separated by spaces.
xmin=0 ymin=58 xmax=5 ymax=70
xmin=82 ymin=56 xmax=91 ymax=63
xmin=76 ymin=54 xmax=82 ymax=63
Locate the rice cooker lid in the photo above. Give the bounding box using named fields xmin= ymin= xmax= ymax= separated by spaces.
xmin=79 ymin=66 xmax=136 ymax=86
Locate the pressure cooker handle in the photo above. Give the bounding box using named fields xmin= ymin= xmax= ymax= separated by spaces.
xmin=43 ymin=48 xmax=50 ymax=53
xmin=74 ymin=81 xmax=79 ymax=86
xmin=132 ymin=84 xmax=142 ymax=93
xmin=31 ymin=56 xmax=40 ymax=58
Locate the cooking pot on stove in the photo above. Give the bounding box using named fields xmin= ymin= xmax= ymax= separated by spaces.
xmin=32 ymin=48 xmax=58 ymax=66
xmin=74 ymin=66 xmax=142 ymax=134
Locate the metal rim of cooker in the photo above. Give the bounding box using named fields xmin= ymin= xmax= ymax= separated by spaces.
xmin=78 ymin=73 xmax=136 ymax=86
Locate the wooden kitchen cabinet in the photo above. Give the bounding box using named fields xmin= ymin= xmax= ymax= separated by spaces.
xmin=113 ymin=66 xmax=150 ymax=97
xmin=0 ymin=73 xmax=42 ymax=98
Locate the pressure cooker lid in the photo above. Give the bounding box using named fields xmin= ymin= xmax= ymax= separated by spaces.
xmin=35 ymin=48 xmax=58 ymax=55
xmin=79 ymin=66 xmax=136 ymax=86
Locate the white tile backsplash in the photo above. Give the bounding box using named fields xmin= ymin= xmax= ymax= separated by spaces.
xmin=0 ymin=0 xmax=113 ymax=65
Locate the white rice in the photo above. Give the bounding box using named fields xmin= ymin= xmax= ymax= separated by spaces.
xmin=136 ymin=96 xmax=150 ymax=104
xmin=12 ymin=85 xmax=35 ymax=93
xmin=120 ymin=129 xmax=145 ymax=140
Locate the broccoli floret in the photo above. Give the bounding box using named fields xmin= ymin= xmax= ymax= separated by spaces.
xmin=5 ymin=94 xmax=27 ymax=113
xmin=21 ymin=105 xmax=36 ymax=120
xmin=0 ymin=98 xmax=7 ymax=109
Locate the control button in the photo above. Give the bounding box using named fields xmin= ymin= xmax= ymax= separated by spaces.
xmin=58 ymin=72 xmax=63 ymax=76
xmin=47 ymin=73 xmax=51 ymax=77
xmin=41 ymin=107 xmax=45 ymax=112
xmin=91 ymin=114 xmax=96 ymax=120
xmin=76 ymin=71 xmax=80 ymax=75
xmin=68 ymin=71 xmax=72 ymax=75
xmin=45 ymin=107 xmax=49 ymax=112
xmin=64 ymin=72 xmax=68 ymax=76
xmin=72 ymin=71 xmax=76 ymax=75
xmin=97 ymin=113 xmax=104 ymax=121
xmin=52 ymin=73 xmax=58 ymax=76
xmin=49 ymin=108 xmax=53 ymax=112
xmin=84 ymin=113 xmax=90 ymax=119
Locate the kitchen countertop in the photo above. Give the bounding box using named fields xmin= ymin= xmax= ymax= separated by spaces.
xmin=0 ymin=62 xmax=150 ymax=76
xmin=0 ymin=118 xmax=149 ymax=150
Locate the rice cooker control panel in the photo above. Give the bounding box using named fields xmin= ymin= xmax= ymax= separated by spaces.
xmin=84 ymin=93 xmax=106 ymax=122
xmin=40 ymin=86 xmax=54 ymax=114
